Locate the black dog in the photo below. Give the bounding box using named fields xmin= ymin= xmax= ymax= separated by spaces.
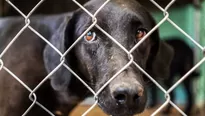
xmin=0 ymin=0 xmax=174 ymax=116
xmin=149 ymin=38 xmax=200 ymax=115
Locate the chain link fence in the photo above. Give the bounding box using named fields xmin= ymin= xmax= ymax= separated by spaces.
xmin=0 ymin=0 xmax=205 ymax=116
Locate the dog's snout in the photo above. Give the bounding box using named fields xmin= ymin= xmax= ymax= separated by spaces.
xmin=112 ymin=85 xmax=144 ymax=105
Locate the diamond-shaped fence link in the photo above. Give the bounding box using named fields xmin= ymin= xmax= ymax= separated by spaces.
xmin=0 ymin=0 xmax=204 ymax=116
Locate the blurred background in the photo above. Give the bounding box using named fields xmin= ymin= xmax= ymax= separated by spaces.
xmin=0 ymin=0 xmax=205 ymax=115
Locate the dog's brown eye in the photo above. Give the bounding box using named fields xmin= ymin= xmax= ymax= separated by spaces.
xmin=136 ymin=29 xmax=147 ymax=40
xmin=84 ymin=31 xmax=96 ymax=42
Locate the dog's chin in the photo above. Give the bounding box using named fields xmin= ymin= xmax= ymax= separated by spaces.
xmin=98 ymin=96 xmax=146 ymax=116
xmin=98 ymin=103 xmax=145 ymax=116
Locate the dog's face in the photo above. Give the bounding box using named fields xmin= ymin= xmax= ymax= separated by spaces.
xmin=73 ymin=0 xmax=153 ymax=115
xmin=44 ymin=0 xmax=173 ymax=116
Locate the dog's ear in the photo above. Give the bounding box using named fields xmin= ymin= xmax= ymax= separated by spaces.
xmin=146 ymin=30 xmax=174 ymax=80
xmin=43 ymin=14 xmax=76 ymax=91
xmin=151 ymin=41 xmax=174 ymax=79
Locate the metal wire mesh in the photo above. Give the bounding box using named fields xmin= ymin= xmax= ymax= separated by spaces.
xmin=0 ymin=0 xmax=204 ymax=116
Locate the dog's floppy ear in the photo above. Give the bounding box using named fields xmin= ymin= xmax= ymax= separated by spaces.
xmin=146 ymin=29 xmax=174 ymax=80
xmin=43 ymin=14 xmax=75 ymax=91
xmin=151 ymin=41 xmax=174 ymax=79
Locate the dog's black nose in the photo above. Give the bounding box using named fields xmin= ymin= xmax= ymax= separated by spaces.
xmin=113 ymin=86 xmax=144 ymax=105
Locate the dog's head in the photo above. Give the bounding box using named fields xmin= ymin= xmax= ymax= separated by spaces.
xmin=44 ymin=0 xmax=173 ymax=115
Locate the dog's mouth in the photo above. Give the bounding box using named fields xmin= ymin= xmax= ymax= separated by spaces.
xmin=97 ymin=102 xmax=143 ymax=116
xmin=97 ymin=90 xmax=146 ymax=116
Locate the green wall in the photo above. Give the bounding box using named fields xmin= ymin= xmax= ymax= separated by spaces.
xmin=152 ymin=5 xmax=195 ymax=43
xmin=198 ymin=1 xmax=205 ymax=105
xmin=151 ymin=4 xmax=205 ymax=105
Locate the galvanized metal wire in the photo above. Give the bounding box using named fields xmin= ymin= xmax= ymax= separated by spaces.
xmin=0 ymin=0 xmax=204 ymax=116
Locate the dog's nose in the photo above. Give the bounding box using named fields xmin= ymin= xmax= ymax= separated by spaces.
xmin=113 ymin=86 xmax=144 ymax=104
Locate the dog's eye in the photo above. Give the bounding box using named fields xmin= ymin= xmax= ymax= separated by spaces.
xmin=136 ymin=29 xmax=147 ymax=40
xmin=84 ymin=31 xmax=96 ymax=42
